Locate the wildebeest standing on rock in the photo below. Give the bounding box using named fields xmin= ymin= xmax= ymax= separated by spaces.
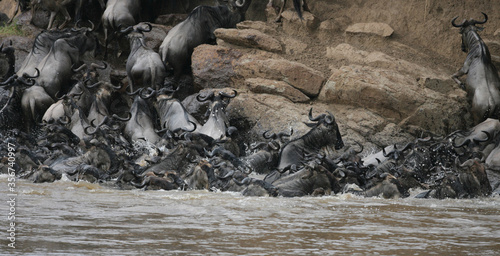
xmin=159 ymin=0 xmax=252 ymax=82
xmin=101 ymin=0 xmax=141 ymax=58
xmin=451 ymin=12 xmax=500 ymax=124
xmin=121 ymin=23 xmax=168 ymax=92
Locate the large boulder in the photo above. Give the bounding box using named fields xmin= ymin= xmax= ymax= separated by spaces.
xmin=225 ymin=89 xmax=413 ymax=150
xmin=319 ymin=64 xmax=469 ymax=134
xmin=214 ymin=28 xmax=283 ymax=53
xmin=191 ymin=44 xmax=326 ymax=98
xmin=345 ymin=22 xmax=394 ymax=38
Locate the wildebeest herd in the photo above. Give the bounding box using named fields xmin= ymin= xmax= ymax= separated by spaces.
xmin=0 ymin=1 xmax=500 ymax=199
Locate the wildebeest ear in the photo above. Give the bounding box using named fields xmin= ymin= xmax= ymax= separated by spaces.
xmin=477 ymin=26 xmax=485 ymax=31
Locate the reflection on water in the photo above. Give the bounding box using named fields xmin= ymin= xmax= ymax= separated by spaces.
xmin=2 ymin=175 xmax=500 ymax=255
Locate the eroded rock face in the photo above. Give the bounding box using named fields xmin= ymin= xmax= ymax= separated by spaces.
xmin=319 ymin=64 xmax=469 ymax=134
xmin=191 ymin=44 xmax=325 ymax=98
xmin=214 ymin=28 xmax=283 ymax=53
xmin=345 ymin=22 xmax=394 ymax=38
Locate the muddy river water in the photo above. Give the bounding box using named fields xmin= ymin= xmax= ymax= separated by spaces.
xmin=1 ymin=175 xmax=499 ymax=255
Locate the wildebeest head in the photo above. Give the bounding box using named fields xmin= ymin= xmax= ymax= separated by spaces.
xmin=452 ymin=12 xmax=488 ymax=52
xmin=305 ymin=108 xmax=344 ymax=150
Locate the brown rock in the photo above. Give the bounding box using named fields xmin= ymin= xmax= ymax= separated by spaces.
xmin=191 ymin=45 xmax=246 ymax=89
xmin=319 ymin=64 xmax=469 ymax=134
xmin=155 ymin=14 xmax=188 ymax=26
xmin=144 ymin=24 xmax=170 ymax=51
xmin=282 ymin=38 xmax=308 ymax=55
xmin=327 ymin=43 xmax=455 ymax=93
xmin=345 ymin=22 xmax=394 ymax=37
xmin=226 ymin=89 xmax=405 ymax=149
xmin=214 ymin=28 xmax=283 ymax=53
xmin=236 ymin=21 xmax=277 ymax=34
xmin=244 ymin=78 xmax=310 ymax=103
xmin=192 ymin=45 xmax=325 ymax=97
xmin=280 ymin=10 xmax=320 ymax=35
xmin=0 ymin=0 xmax=18 ymax=20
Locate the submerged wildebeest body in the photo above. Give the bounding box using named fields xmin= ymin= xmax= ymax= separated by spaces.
xmin=159 ymin=0 xmax=251 ymax=80
xmin=451 ymin=13 xmax=500 ymax=124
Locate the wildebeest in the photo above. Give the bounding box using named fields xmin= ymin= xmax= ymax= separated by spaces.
xmin=154 ymin=89 xmax=200 ymax=134
xmin=196 ymin=90 xmax=237 ymax=140
xmin=101 ymin=0 xmax=141 ymax=57
xmin=121 ymin=23 xmax=168 ymax=92
xmin=31 ymin=0 xmax=76 ymax=29
xmin=159 ymin=0 xmax=252 ymax=80
xmin=35 ymin=32 xmax=96 ymax=99
xmin=451 ymin=13 xmax=500 ymax=124
xmin=17 ymin=29 xmax=79 ymax=77
xmin=268 ymin=0 xmax=309 ymax=22
xmin=124 ymin=94 xmax=161 ymax=144
xmin=277 ymin=108 xmax=344 ymax=170
xmin=21 ymin=84 xmax=55 ymax=132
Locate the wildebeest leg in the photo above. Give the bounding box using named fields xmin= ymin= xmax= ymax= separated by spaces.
xmin=452 ymin=69 xmax=466 ymax=90
xmin=302 ymin=0 xmax=310 ymax=12
xmin=58 ymin=2 xmax=72 ymax=29
xmin=275 ymin=0 xmax=286 ymax=22
xmin=47 ymin=11 xmax=57 ymax=30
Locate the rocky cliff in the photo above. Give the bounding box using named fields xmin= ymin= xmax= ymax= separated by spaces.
xmin=2 ymin=0 xmax=500 ymax=151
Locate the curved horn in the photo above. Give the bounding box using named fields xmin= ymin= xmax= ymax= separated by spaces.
xmin=308 ymin=108 xmax=326 ymax=122
xmin=85 ymin=81 xmax=102 ymax=89
xmin=112 ymin=113 xmax=132 ymax=122
xmin=473 ymin=130 xmax=491 ymax=144
xmin=180 ymin=121 xmax=197 ymax=133
xmin=196 ymin=91 xmax=215 ymax=102
xmin=23 ymin=68 xmax=40 ymax=79
xmin=268 ymin=141 xmax=280 ymax=151
xmin=474 ymin=12 xmax=488 ymax=25
xmin=84 ymin=125 xmax=99 ymax=135
xmin=233 ymin=177 xmax=252 ymax=186
xmin=0 ymin=74 xmax=17 ymax=85
xmin=235 ymin=0 xmax=246 ymax=8
xmin=217 ymin=169 xmax=235 ymax=179
xmin=140 ymin=87 xmax=156 ymax=99
xmin=72 ymin=63 xmax=87 ymax=73
xmin=250 ymin=142 xmax=268 ymax=150
xmin=120 ymin=25 xmax=134 ymax=34
xmin=451 ymin=16 xmax=466 ymax=27
xmin=90 ymin=62 xmax=107 ymax=70
xmin=137 ymin=23 xmax=153 ymax=33
xmin=127 ymin=88 xmax=143 ymax=96
xmin=263 ymin=130 xmax=276 ymax=140
xmin=58 ymin=115 xmax=71 ymax=125
xmin=87 ymin=20 xmax=95 ymax=32
xmin=219 ymin=89 xmax=238 ymax=99
xmin=452 ymin=138 xmax=471 ymax=148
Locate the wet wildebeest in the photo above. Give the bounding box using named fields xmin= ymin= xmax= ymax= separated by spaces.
xmin=277 ymin=108 xmax=344 ymax=170
xmin=159 ymin=0 xmax=252 ymax=81
xmin=451 ymin=13 xmax=500 ymax=124
xmin=121 ymin=23 xmax=167 ymax=92
xmin=101 ymin=0 xmax=141 ymax=57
